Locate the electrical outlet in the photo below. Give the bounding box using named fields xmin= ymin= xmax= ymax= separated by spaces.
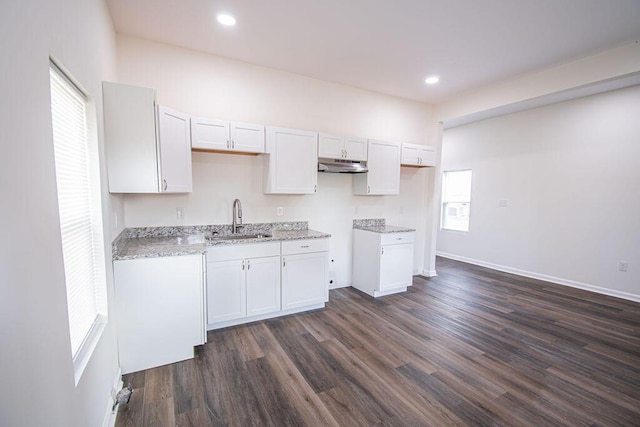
xmin=276 ymin=207 xmax=284 ymax=216
xmin=400 ymin=206 xmax=405 ymax=214
xmin=499 ymin=199 xmax=509 ymax=208
xmin=176 ymin=207 xmax=185 ymax=220
xmin=619 ymin=261 xmax=629 ymax=272
xmin=114 ymin=212 xmax=118 ymax=229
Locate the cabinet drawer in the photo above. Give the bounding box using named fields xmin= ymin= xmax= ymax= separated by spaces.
xmin=281 ymin=238 xmax=329 ymax=255
xmin=380 ymin=232 xmax=414 ymax=246
xmin=207 ymin=242 xmax=280 ymax=262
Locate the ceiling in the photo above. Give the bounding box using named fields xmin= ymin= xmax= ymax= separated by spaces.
xmin=106 ymin=0 xmax=640 ymax=104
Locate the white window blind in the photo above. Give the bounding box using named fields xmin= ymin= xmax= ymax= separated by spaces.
xmin=49 ymin=62 xmax=107 ymax=366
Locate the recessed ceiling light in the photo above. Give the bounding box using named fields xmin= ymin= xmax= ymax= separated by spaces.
xmin=217 ymin=13 xmax=236 ymax=26
xmin=425 ymin=76 xmax=440 ymax=85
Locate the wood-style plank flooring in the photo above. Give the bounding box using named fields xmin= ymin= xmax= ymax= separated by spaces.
xmin=116 ymin=257 xmax=640 ymax=426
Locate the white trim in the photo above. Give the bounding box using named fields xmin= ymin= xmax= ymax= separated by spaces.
xmin=421 ymin=270 xmax=438 ymax=277
xmin=207 ymin=303 xmax=325 ymax=330
xmin=102 ymin=368 xmax=123 ymax=427
xmin=436 ymin=252 xmax=640 ymax=303
xmin=330 ymin=282 xmax=351 ymax=290
xmin=443 ymin=72 xmax=640 ymax=129
xmin=72 ymin=317 xmax=107 ymax=385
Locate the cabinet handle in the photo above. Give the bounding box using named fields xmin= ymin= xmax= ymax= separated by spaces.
xmin=314 ymin=185 xmax=317 ymax=193
xmin=381 ymin=247 xmax=384 ymax=255
xmin=367 ymin=185 xmax=370 ymax=194
xmin=283 ymin=258 xmax=286 ymax=267
xmin=242 ymin=260 xmax=245 ymax=270
xmin=247 ymin=259 xmax=250 ymax=270
xmin=163 ymin=179 xmax=167 ymax=191
xmin=232 ymin=140 xmax=235 ymax=149
xmin=227 ymin=139 xmax=230 ymax=149
xmin=396 ymin=237 xmax=402 ymax=240
xmin=301 ymin=245 xmax=309 ymax=248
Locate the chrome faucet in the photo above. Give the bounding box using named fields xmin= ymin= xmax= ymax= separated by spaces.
xmin=232 ymin=199 xmax=243 ymax=234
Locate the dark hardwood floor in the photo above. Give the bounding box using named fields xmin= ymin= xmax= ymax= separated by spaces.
xmin=116 ymin=257 xmax=640 ymax=426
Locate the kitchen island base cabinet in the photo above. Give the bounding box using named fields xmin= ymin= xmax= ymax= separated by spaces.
xmin=114 ymin=254 xmax=205 ymax=374
xmin=352 ymin=229 xmax=414 ymax=297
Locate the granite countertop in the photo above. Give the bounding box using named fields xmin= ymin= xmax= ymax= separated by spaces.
xmin=353 ymin=218 xmax=415 ymax=234
xmin=112 ymin=222 xmax=331 ymax=260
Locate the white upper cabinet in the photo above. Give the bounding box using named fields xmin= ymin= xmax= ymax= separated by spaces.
xmin=158 ymin=106 xmax=192 ymax=193
xmin=353 ymin=139 xmax=401 ymax=195
xmin=318 ymin=133 xmax=367 ymax=161
xmin=401 ymin=143 xmax=436 ymax=167
xmin=103 ymin=82 xmax=192 ymax=193
xmin=344 ymin=137 xmax=368 ymax=161
xmin=263 ymin=126 xmax=318 ymax=194
xmin=191 ymin=117 xmax=264 ymax=154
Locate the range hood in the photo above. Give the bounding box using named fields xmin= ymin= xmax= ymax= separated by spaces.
xmin=318 ymin=159 xmax=368 ymax=174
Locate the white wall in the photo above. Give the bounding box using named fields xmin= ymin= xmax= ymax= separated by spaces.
xmin=116 ymin=35 xmax=437 ymax=285
xmin=0 ymin=1 xmax=123 ymax=426
xmin=437 ymin=85 xmax=640 ymax=301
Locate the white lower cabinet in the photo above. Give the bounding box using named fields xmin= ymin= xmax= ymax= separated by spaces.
xmin=114 ymin=254 xmax=205 ymax=374
xmin=281 ymin=239 xmax=330 ymax=310
xmin=206 ymin=243 xmax=281 ymax=328
xmin=206 ymin=238 xmax=329 ymax=329
xmin=352 ymin=229 xmax=415 ymax=297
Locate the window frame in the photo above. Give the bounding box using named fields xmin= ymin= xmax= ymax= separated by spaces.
xmin=49 ymin=58 xmax=108 ymax=385
xmin=440 ymin=169 xmax=473 ymax=232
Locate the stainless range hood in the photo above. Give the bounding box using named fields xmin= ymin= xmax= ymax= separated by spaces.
xmin=318 ymin=159 xmax=368 ymax=174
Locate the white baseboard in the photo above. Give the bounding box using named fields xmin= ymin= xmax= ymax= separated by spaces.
xmin=436 ymin=251 xmax=640 ymax=303
xmin=420 ymin=270 xmax=438 ymax=277
xmin=102 ymin=368 xmax=123 ymax=427
xmin=330 ymin=282 xmax=351 ymax=290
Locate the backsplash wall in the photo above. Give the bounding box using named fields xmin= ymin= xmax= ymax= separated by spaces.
xmin=117 ymin=35 xmax=437 ymax=286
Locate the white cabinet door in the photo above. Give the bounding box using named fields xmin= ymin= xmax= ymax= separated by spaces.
xmin=345 ymin=137 xmax=368 ymax=161
xmin=354 ymin=140 xmax=400 ymax=195
xmin=246 ymin=255 xmax=281 ymax=316
xmin=191 ymin=118 xmax=264 ymax=153
xmin=401 ymin=143 xmax=436 ymax=167
xmin=401 ymin=143 xmax=420 ymax=166
xmin=281 ymin=251 xmax=328 ymax=310
xmin=231 ymin=121 xmax=265 ymax=153
xmin=114 ymin=254 xmax=204 ymax=374
xmin=318 ymin=134 xmax=367 ymax=161
xmin=158 ymin=106 xmax=192 ymax=193
xmin=191 ymin=117 xmax=230 ymax=151
xmin=206 ymin=259 xmax=246 ymax=323
xmin=379 ymin=243 xmax=414 ymax=291
xmin=264 ymin=127 xmax=318 ymax=194
xmin=419 ymin=145 xmax=436 ymax=166
xmin=318 ymin=133 xmax=345 ymax=158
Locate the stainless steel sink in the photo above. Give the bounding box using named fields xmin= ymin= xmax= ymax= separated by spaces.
xmin=206 ymin=233 xmax=272 ymax=241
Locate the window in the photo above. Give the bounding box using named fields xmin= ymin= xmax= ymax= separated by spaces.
xmin=441 ymin=170 xmax=472 ymax=231
xmin=49 ymin=61 xmax=107 ymax=383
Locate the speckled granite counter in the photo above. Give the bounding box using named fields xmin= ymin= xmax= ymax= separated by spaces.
xmin=113 ymin=222 xmax=331 ymax=260
xmin=353 ymin=218 xmax=415 ymax=233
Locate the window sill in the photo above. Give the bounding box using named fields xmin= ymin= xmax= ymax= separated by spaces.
xmin=72 ymin=315 xmax=107 ymax=386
